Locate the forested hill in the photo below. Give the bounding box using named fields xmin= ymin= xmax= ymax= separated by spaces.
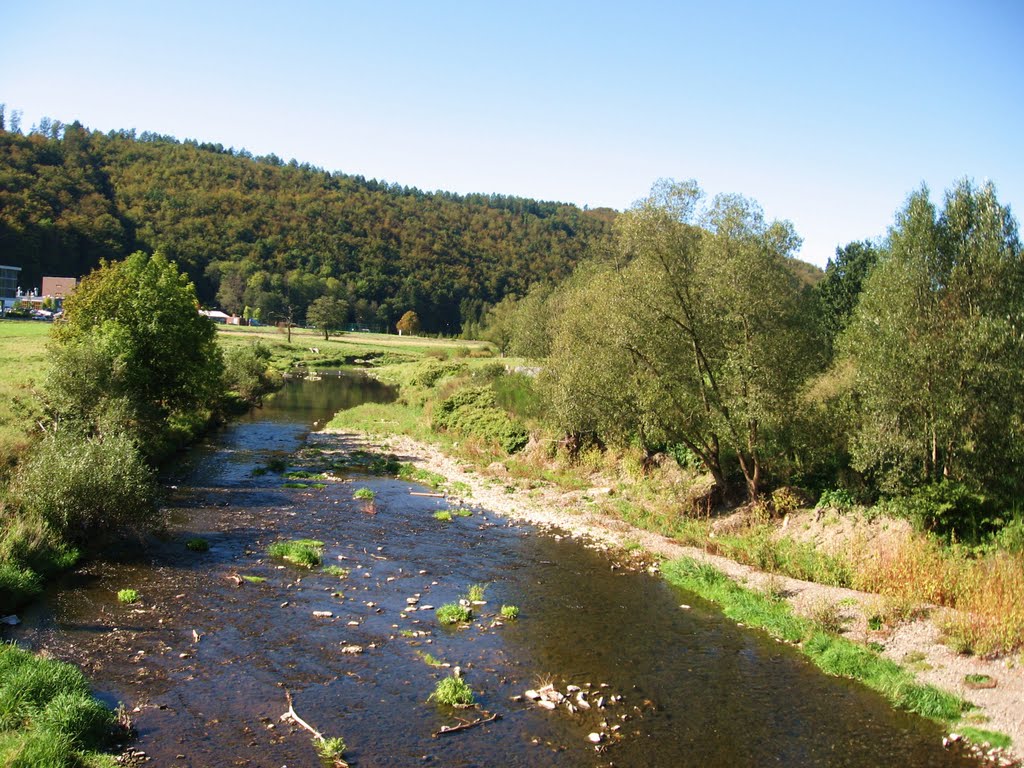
xmin=0 ymin=121 xmax=617 ymax=331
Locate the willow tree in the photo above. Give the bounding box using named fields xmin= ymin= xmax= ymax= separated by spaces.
xmin=840 ymin=180 xmax=1024 ymax=499
xmin=546 ymin=180 xmax=820 ymax=500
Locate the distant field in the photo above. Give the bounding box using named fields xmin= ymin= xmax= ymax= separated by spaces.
xmin=0 ymin=320 xmax=50 ymax=463
xmin=216 ymin=325 xmax=491 ymax=367
xmin=0 ymin=320 xmax=490 ymax=463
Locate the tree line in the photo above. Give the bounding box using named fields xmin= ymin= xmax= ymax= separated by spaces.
xmin=0 ymin=109 xmax=614 ymax=332
xmin=480 ymin=179 xmax=1023 ymax=540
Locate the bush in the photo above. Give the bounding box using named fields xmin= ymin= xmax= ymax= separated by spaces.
xmin=817 ymin=487 xmax=857 ymax=513
xmin=0 ymin=565 xmax=42 ymax=615
xmin=223 ymin=341 xmax=281 ymax=405
xmin=882 ymin=482 xmax=995 ymax=543
xmin=432 ymin=386 xmax=529 ymax=454
xmin=8 ymin=431 xmax=156 ymax=544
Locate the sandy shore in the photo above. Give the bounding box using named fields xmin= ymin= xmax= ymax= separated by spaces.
xmin=321 ymin=429 xmax=1023 ymax=763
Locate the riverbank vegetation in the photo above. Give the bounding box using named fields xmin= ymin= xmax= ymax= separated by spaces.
xmin=327 ymin=179 xmax=1024 ymax=661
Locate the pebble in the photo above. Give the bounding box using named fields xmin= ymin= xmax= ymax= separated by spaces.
xmin=587 ymin=733 xmax=603 ymax=743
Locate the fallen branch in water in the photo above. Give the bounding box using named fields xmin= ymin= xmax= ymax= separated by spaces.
xmin=410 ymin=491 xmax=445 ymax=498
xmin=281 ymin=690 xmax=349 ymax=767
xmin=432 ymin=711 xmax=501 ymax=738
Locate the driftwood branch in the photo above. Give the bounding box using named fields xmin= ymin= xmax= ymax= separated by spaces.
xmin=431 ymin=711 xmax=501 ymax=738
xmin=281 ymin=690 xmax=349 ymax=767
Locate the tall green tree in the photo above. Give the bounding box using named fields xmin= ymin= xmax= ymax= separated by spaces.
xmin=307 ymin=295 xmax=349 ymax=340
xmin=840 ymin=180 xmax=1024 ymax=500
xmin=49 ymin=250 xmax=224 ymax=452
xmin=816 ymin=240 xmax=878 ymax=352
xmin=546 ymin=180 xmax=821 ymax=500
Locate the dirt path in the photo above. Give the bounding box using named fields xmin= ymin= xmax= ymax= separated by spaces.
xmin=328 ymin=429 xmax=1024 ymax=764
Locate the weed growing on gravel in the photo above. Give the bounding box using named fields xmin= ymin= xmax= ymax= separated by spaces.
xmin=353 ymin=487 xmax=376 ymax=500
xmin=500 ymin=605 xmax=520 ymax=620
xmin=433 ymin=510 xmax=453 ymax=522
xmin=116 ymin=589 xmax=139 ymax=604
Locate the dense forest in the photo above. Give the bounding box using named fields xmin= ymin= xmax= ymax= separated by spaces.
xmin=0 ymin=110 xmax=621 ymax=331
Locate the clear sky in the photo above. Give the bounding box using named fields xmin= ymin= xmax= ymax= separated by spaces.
xmin=2 ymin=0 xmax=1021 ymax=266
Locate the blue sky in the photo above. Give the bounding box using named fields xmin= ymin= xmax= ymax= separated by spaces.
xmin=2 ymin=0 xmax=1021 ymax=266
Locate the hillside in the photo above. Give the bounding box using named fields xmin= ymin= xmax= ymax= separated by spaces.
xmin=0 ymin=122 xmax=615 ymax=331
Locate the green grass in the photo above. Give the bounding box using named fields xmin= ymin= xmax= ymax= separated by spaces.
xmin=418 ymin=652 xmax=444 ymax=667
xmin=452 ymin=508 xmax=473 ymax=517
xmin=436 ymin=602 xmax=472 ymax=625
xmin=185 ymin=538 xmax=209 ymax=552
xmin=314 ymin=735 xmax=347 ymax=762
xmin=0 ymin=642 xmax=120 ymax=765
xmin=428 ymin=676 xmax=475 ymax=707
xmin=323 ymin=565 xmax=350 ymax=578
xmin=0 ymin=321 xmax=49 ymax=465
xmin=500 ymin=605 xmax=520 ymax=620
xmin=466 ymin=583 xmax=488 ymax=602
xmin=958 ymin=727 xmax=1012 ymax=749
xmin=353 ymin=487 xmax=376 ymax=500
xmin=433 ymin=510 xmax=453 ymax=522
xmin=266 ymin=539 xmax=324 ymax=568
xmin=398 ymin=463 xmax=446 ymax=488
xmin=116 ymin=589 xmax=139 ymax=604
xmin=661 ymin=557 xmax=970 ymax=726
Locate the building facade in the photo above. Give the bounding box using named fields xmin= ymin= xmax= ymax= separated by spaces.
xmin=0 ymin=264 xmax=21 ymax=313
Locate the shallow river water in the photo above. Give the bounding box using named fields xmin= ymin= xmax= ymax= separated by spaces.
xmin=3 ymin=374 xmax=982 ymax=767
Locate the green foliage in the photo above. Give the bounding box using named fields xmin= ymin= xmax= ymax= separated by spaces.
xmin=544 ymin=180 xmax=822 ymax=500
xmin=995 ymin=515 xmax=1024 ymax=553
xmin=431 ymin=386 xmax=529 ymax=454
xmin=839 ymin=181 xmax=1024 ymax=505
xmin=36 ymin=692 xmax=115 ymax=748
xmin=880 ymin=482 xmax=996 ymax=543
xmin=306 ymin=296 xmax=349 ymax=341
xmin=492 ymin=372 xmax=544 ymax=422
xmin=0 ymin=644 xmax=117 ymax=765
xmin=433 ymin=510 xmax=453 ymax=522
xmin=353 ymin=487 xmax=376 ymax=500
xmin=958 ymin=727 xmax=1012 ymax=749
xmin=499 ymin=604 xmax=520 ymax=620
xmin=267 ymin=539 xmax=324 ymax=568
xmin=7 ymin=430 xmax=156 ymax=544
xmin=185 ymin=538 xmax=209 ymax=552
xmin=817 ymin=488 xmax=857 ymax=512
xmin=0 ymin=565 xmax=42 ymax=614
xmin=48 ymin=250 xmax=224 ymax=455
xmin=466 ymin=583 xmax=488 ymax=602
xmin=315 ymin=736 xmax=347 ymax=762
xmin=436 ymin=602 xmax=472 ymax=625
xmin=116 ymin=589 xmax=139 ymax=604
xmin=815 ymin=240 xmax=879 ymax=351
xmin=0 ymin=127 xmax=612 ymax=334
xmin=222 ymin=340 xmax=281 ymax=405
xmin=322 ymin=565 xmax=350 ymax=578
xmin=428 ymin=676 xmax=475 ymax=707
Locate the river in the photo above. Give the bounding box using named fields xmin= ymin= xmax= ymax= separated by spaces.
xmin=3 ymin=373 xmax=982 ymax=767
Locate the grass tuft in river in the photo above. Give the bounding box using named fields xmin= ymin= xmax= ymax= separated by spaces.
xmin=185 ymin=538 xmax=209 ymax=552
xmin=116 ymin=589 xmax=139 ymax=604
xmin=436 ymin=603 xmax=472 ymax=625
xmin=267 ymin=539 xmax=324 ymax=568
xmin=500 ymin=605 xmax=520 ymax=620
xmin=428 ymin=676 xmax=474 ymax=707
xmin=353 ymin=487 xmax=376 ymax=501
